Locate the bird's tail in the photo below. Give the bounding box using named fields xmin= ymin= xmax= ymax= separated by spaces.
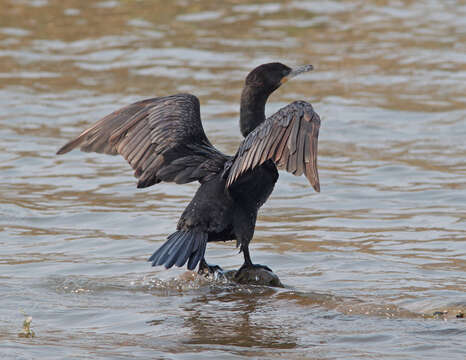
xmin=148 ymin=230 xmax=208 ymax=270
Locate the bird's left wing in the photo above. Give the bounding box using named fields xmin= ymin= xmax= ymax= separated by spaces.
xmin=226 ymin=101 xmax=320 ymax=192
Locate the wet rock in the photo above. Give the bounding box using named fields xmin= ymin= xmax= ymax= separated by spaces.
xmin=224 ymin=267 xmax=284 ymax=288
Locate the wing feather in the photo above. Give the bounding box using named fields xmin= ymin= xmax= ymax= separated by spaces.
xmin=260 ymin=126 xmax=280 ymax=163
xmin=295 ymin=121 xmax=306 ymax=176
xmin=127 ymin=133 xmax=150 ymax=164
xmin=252 ymin=132 xmax=269 ymax=168
xmin=274 ymin=120 xmax=294 ymax=163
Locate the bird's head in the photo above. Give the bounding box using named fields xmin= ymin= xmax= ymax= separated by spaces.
xmin=245 ymin=62 xmax=313 ymax=94
xmin=240 ymin=62 xmax=314 ymax=137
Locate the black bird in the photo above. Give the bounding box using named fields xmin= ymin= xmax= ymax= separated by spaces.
xmin=57 ymin=62 xmax=321 ymax=276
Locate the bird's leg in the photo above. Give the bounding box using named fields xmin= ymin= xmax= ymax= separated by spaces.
xmin=198 ymin=258 xmax=223 ymax=275
xmin=236 ymin=244 xmax=273 ymax=274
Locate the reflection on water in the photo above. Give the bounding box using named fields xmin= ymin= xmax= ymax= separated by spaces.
xmin=0 ymin=0 xmax=465 ymax=359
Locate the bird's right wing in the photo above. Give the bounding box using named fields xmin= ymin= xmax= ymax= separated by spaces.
xmin=226 ymin=101 xmax=320 ymax=192
xmin=57 ymin=94 xmax=229 ymax=188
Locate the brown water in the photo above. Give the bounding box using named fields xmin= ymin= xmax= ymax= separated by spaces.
xmin=1 ymin=0 xmax=465 ymax=358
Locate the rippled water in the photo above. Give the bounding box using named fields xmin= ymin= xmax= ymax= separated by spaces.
xmin=1 ymin=0 xmax=465 ymax=359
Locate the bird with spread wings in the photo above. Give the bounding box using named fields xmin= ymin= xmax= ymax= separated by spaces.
xmin=57 ymin=62 xmax=320 ymax=277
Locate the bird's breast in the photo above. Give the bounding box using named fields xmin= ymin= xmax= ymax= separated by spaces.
xmin=228 ymin=160 xmax=278 ymax=209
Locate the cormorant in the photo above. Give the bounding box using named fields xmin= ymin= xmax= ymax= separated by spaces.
xmin=57 ymin=62 xmax=321 ymax=276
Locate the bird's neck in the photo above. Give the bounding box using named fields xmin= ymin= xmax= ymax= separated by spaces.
xmin=240 ymin=85 xmax=270 ymax=137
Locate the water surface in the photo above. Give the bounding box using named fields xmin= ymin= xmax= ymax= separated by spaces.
xmin=1 ymin=0 xmax=465 ymax=359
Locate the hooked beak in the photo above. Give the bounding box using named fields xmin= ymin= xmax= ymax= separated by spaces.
xmin=280 ymin=64 xmax=313 ymax=84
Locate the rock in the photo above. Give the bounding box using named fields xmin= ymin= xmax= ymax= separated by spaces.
xmin=224 ymin=267 xmax=284 ymax=288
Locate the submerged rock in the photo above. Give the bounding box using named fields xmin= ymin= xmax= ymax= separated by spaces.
xmin=180 ymin=266 xmax=284 ymax=288
xmin=224 ymin=267 xmax=284 ymax=288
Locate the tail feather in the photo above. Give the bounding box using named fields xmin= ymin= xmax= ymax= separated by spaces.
xmin=148 ymin=232 xmax=179 ymax=265
xmin=187 ymin=234 xmax=207 ymax=270
xmin=148 ymin=230 xmax=207 ymax=270
xmin=165 ymin=232 xmax=190 ymax=268
xmin=154 ymin=232 xmax=186 ymax=266
xmin=175 ymin=235 xmax=195 ymax=267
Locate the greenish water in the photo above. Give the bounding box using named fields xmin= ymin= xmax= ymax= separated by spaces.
xmin=0 ymin=0 xmax=465 ymax=359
